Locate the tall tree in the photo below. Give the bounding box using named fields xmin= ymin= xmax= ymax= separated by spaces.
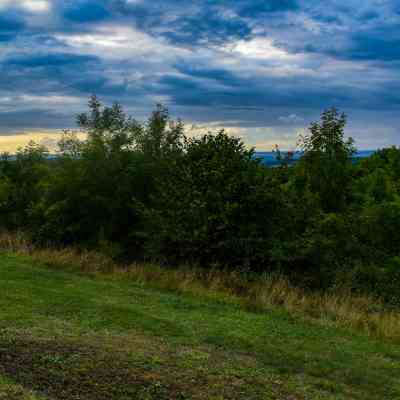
xmin=296 ymin=108 xmax=356 ymax=212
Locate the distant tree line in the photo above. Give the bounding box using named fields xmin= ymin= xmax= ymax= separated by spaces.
xmin=1 ymin=96 xmax=399 ymax=304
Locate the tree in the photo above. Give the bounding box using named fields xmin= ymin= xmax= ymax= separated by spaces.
xmin=145 ymin=131 xmax=283 ymax=268
xmin=30 ymin=97 xmax=144 ymax=253
xmin=0 ymin=141 xmax=50 ymax=229
xmin=135 ymin=104 xmax=185 ymax=160
xmin=30 ymin=98 xmax=186 ymax=259
xmin=296 ymin=108 xmax=356 ymax=212
xmin=77 ymin=95 xmax=140 ymax=153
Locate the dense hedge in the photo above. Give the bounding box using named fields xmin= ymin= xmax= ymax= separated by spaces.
xmin=1 ymin=97 xmax=399 ymax=303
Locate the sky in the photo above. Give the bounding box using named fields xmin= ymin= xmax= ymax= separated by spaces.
xmin=0 ymin=0 xmax=399 ymax=151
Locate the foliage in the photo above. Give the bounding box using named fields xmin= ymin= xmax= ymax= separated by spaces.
xmin=0 ymin=142 xmax=50 ymax=229
xmin=145 ymin=131 xmax=283 ymax=267
xmin=296 ymin=108 xmax=356 ymax=212
xmin=1 ymin=98 xmax=400 ymax=302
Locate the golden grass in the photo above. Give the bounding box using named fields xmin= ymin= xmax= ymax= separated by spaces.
xmin=1 ymin=231 xmax=399 ymax=342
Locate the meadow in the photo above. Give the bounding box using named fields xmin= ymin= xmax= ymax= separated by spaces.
xmin=1 ymin=251 xmax=400 ymax=400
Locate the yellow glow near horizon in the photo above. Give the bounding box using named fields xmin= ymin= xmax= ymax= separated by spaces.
xmin=0 ymin=132 xmax=87 ymax=154
xmin=0 ymin=127 xmax=302 ymax=153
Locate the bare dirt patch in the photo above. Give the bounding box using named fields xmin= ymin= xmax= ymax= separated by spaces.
xmin=0 ymin=335 xmax=183 ymax=400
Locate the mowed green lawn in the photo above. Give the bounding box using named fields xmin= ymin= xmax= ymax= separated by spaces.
xmin=0 ymin=253 xmax=399 ymax=400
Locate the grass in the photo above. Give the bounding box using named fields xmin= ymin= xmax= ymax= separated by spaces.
xmin=1 ymin=231 xmax=399 ymax=342
xmin=0 ymin=375 xmax=44 ymax=400
xmin=1 ymin=252 xmax=400 ymax=399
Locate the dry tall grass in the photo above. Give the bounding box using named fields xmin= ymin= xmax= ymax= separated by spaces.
xmin=1 ymin=231 xmax=399 ymax=342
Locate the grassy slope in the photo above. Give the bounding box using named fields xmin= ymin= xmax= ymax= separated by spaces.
xmin=0 ymin=253 xmax=399 ymax=400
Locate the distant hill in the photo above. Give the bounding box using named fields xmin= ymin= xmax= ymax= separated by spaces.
xmin=3 ymin=150 xmax=376 ymax=165
xmin=255 ymin=150 xmax=375 ymax=166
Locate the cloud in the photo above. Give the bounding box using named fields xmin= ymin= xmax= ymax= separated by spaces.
xmin=0 ymin=0 xmax=50 ymax=13
xmin=54 ymin=24 xmax=189 ymax=61
xmin=278 ymin=114 xmax=304 ymax=124
xmin=0 ymin=0 xmax=399 ymax=150
xmin=161 ymin=11 xmax=252 ymax=46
